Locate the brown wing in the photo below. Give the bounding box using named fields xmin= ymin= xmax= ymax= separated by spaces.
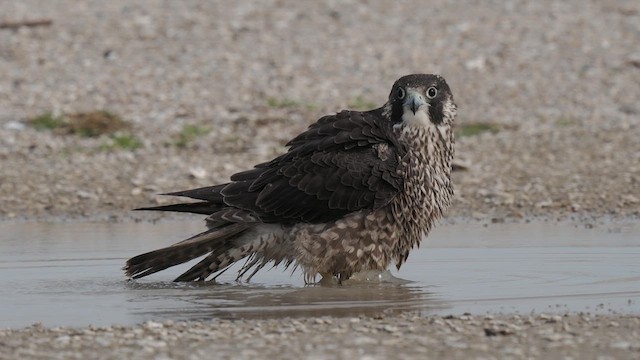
xmin=220 ymin=110 xmax=406 ymax=224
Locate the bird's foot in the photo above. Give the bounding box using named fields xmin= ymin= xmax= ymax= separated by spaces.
xmin=343 ymin=270 xmax=410 ymax=284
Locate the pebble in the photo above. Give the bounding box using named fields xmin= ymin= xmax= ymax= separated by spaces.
xmin=4 ymin=121 xmax=26 ymax=131
xmin=0 ymin=314 xmax=635 ymax=358
xmin=188 ymin=167 xmax=207 ymax=179
xmin=609 ymin=341 xmax=631 ymax=350
xmin=382 ymin=325 xmax=398 ymax=333
xmin=143 ymin=321 xmax=164 ymax=329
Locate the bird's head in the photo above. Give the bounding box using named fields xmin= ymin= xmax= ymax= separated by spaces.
xmin=384 ymin=74 xmax=456 ymax=130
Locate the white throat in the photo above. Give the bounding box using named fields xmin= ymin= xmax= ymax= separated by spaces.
xmin=401 ymin=106 xmax=430 ymax=128
xmin=396 ymin=105 xmax=450 ymax=141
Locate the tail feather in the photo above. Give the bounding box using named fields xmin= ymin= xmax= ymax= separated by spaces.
xmin=124 ymin=223 xmax=249 ymax=280
xmin=134 ymin=201 xmax=223 ymax=215
xmin=133 ymin=184 xmax=228 ymax=215
xmin=163 ymin=184 xmax=227 ymax=202
xmin=173 ymin=238 xmax=264 ymax=282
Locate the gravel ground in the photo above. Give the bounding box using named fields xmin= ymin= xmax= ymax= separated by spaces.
xmin=1 ymin=1 xmax=639 ymax=358
xmin=2 ymin=314 xmax=639 ymax=360
xmin=1 ymin=0 xmax=638 ymax=221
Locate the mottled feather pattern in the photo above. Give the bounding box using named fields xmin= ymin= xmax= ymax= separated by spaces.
xmin=293 ymin=209 xmax=398 ymax=281
xmin=124 ymin=74 xmax=456 ymax=283
xmin=390 ymin=125 xmax=455 ymax=268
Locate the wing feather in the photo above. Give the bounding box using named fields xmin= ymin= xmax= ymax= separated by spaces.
xmin=144 ymin=110 xmax=406 ymax=224
xmin=222 ymin=110 xmax=406 ymax=223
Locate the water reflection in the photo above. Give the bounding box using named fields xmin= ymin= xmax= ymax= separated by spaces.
xmin=125 ymin=280 xmax=448 ymax=322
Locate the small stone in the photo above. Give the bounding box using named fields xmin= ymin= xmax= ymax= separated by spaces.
xmin=383 ymin=325 xmax=399 ymax=333
xmin=77 ymin=190 xmax=96 ymax=199
xmin=189 ymin=166 xmax=207 ymax=179
xmin=465 ymin=56 xmax=486 ymax=71
xmin=549 ymin=315 xmax=562 ymax=323
xmin=535 ymin=199 xmax=553 ymax=208
xmin=544 ymin=333 xmax=564 ymax=342
xmin=444 ymin=338 xmax=468 ymax=349
xmin=4 ymin=121 xmax=26 ymax=131
xmin=484 ymin=326 xmax=515 ymax=337
xmin=55 ymin=335 xmax=71 ymax=343
xmin=144 ymin=321 xmax=164 ymax=329
xmin=353 ymin=336 xmax=377 ymax=345
xmin=609 ymin=341 xmax=630 ymax=350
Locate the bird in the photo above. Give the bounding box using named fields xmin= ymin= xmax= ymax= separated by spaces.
xmin=124 ymin=74 xmax=457 ymax=284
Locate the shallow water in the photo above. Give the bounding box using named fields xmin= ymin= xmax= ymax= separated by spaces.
xmin=0 ymin=219 xmax=638 ymax=327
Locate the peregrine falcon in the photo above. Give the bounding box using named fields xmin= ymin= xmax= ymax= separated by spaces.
xmin=125 ymin=74 xmax=457 ymax=283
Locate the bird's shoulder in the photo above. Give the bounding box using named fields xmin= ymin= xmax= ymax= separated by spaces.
xmin=285 ymin=109 xmax=405 ymax=155
xmin=222 ymin=109 xmax=407 ymax=223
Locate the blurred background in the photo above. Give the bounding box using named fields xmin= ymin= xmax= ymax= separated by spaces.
xmin=0 ymin=0 xmax=638 ymax=220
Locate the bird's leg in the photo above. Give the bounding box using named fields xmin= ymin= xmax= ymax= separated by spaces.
xmin=337 ymin=272 xmax=351 ymax=285
xmin=304 ymin=272 xmax=318 ymax=285
xmin=316 ymin=272 xmax=340 ymax=286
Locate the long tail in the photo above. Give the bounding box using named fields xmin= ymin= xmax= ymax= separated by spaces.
xmin=133 ymin=184 xmax=228 ymax=215
xmin=126 ymin=184 xmax=276 ymax=281
xmin=124 ymin=222 xmax=250 ymax=281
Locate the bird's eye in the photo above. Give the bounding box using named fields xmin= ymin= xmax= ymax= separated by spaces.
xmin=397 ymin=87 xmax=406 ymax=100
xmin=426 ymin=87 xmax=438 ymax=99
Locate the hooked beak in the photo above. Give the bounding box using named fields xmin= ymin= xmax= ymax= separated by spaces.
xmin=404 ymin=89 xmax=426 ymax=115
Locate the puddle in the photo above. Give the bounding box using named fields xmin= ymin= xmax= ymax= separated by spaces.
xmin=0 ymin=219 xmax=639 ymax=327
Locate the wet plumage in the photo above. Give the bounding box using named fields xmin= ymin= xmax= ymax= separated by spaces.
xmin=125 ymin=74 xmax=457 ymax=283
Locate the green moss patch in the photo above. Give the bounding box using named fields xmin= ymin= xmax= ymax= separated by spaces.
xmin=456 ymin=122 xmax=500 ymax=137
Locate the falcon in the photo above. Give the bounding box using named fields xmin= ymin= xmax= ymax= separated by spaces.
xmin=125 ymin=74 xmax=457 ymax=283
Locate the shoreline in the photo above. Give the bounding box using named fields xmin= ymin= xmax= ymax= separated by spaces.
xmin=1 ymin=210 xmax=638 ymax=228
